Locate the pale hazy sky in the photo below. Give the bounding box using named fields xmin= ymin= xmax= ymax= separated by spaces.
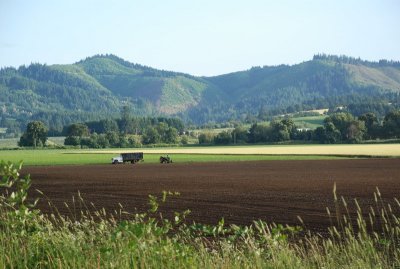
xmin=0 ymin=0 xmax=399 ymax=76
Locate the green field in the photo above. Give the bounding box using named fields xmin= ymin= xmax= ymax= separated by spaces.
xmin=0 ymin=138 xmax=19 ymax=148
xmin=292 ymin=115 xmax=326 ymax=129
xmin=239 ymin=115 xmax=326 ymax=130
xmin=0 ymin=149 xmax=346 ymax=166
xmin=0 ymin=137 xmax=66 ymax=149
xmin=1 ymin=143 xmax=399 ymax=166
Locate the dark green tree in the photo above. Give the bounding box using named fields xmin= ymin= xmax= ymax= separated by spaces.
xmin=142 ymin=127 xmax=161 ymax=144
xmin=383 ymin=110 xmax=400 ymax=138
xmin=324 ymin=112 xmax=354 ymax=140
xmin=269 ymin=120 xmax=291 ymax=142
xmin=180 ymin=135 xmax=189 ymax=145
xmin=324 ymin=112 xmax=367 ymax=142
xmin=120 ymin=105 xmax=134 ymax=134
xmin=66 ymin=123 xmax=89 ymax=137
xmin=232 ymin=126 xmax=249 ymax=143
xmin=198 ymin=132 xmax=215 ymax=144
xmin=64 ymin=136 xmax=80 ymax=146
xmin=323 ymin=122 xmax=341 ymax=143
xmin=101 ymin=119 xmax=119 ymax=133
xmin=164 ymin=127 xmax=179 ymax=144
xmin=155 ymin=122 xmax=179 ymax=144
xmin=214 ymin=131 xmax=232 ymax=145
xmin=19 ymin=121 xmax=48 ymax=147
xmin=248 ymin=123 xmax=270 ymax=143
xmin=64 ymin=123 xmax=89 ymax=146
xmin=105 ymin=131 xmax=120 ymax=147
xmin=96 ymin=134 xmax=110 ymax=148
xmin=313 ymin=126 xmax=327 ymax=143
xmin=346 ymin=120 xmax=366 ymax=143
xmin=359 ymin=113 xmax=378 ymax=139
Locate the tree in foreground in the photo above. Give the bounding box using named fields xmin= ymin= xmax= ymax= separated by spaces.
xmin=18 ymin=121 xmax=48 ymax=147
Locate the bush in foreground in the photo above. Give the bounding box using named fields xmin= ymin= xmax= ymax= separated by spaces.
xmin=0 ymin=161 xmax=399 ymax=268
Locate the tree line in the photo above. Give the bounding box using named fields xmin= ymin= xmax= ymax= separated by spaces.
xmin=61 ymin=106 xmax=185 ymax=148
xmin=17 ymin=109 xmax=400 ymax=148
xmin=199 ymin=110 xmax=400 ymax=145
xmin=18 ymin=112 xmax=187 ymax=149
xmin=313 ymin=54 xmax=400 ymax=68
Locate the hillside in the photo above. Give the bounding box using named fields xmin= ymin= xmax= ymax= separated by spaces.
xmin=0 ymin=54 xmax=399 ymax=131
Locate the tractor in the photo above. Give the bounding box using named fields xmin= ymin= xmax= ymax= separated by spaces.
xmin=159 ymin=155 xmax=173 ymax=163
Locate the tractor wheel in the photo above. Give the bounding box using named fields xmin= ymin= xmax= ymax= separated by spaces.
xmin=113 ymin=160 xmax=118 ymax=165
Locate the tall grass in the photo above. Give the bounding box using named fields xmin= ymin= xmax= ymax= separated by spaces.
xmin=0 ymin=161 xmax=399 ymax=268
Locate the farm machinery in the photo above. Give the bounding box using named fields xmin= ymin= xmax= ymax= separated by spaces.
xmin=112 ymin=152 xmax=143 ymax=164
xmin=159 ymin=155 xmax=173 ymax=163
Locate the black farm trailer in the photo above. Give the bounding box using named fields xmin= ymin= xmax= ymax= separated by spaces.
xmin=111 ymin=152 xmax=144 ymax=164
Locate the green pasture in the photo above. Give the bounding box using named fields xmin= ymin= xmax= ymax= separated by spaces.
xmin=292 ymin=115 xmax=326 ymax=129
xmin=0 ymin=137 xmax=66 ymax=149
xmin=0 ymin=138 xmax=19 ymax=148
xmin=2 ymin=142 xmax=400 ymax=166
xmin=239 ymin=115 xmax=326 ymax=130
xmin=0 ymin=150 xmax=115 ymax=166
xmin=0 ymin=149 xmax=346 ymax=166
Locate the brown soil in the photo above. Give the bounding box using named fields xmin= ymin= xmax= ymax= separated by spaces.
xmin=22 ymin=159 xmax=400 ymax=232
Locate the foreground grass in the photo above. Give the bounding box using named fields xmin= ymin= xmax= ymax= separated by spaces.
xmin=0 ymin=161 xmax=399 ymax=268
xmin=0 ymin=149 xmax=347 ymax=166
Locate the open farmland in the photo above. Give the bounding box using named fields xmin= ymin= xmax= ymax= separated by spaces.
xmin=0 ymin=149 xmax=345 ymax=166
xmin=1 ymin=143 xmax=400 ymax=166
xmin=0 ymin=144 xmax=400 ymax=165
xmin=0 ymin=137 xmax=66 ymax=148
xmin=84 ymin=143 xmax=400 ymax=157
xmin=23 ymin=158 xmax=400 ymax=232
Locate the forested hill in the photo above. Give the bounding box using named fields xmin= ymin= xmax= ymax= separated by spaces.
xmin=1 ymin=54 xmax=400 ymax=131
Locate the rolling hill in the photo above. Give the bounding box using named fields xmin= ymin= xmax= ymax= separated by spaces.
xmin=0 ymin=54 xmax=399 ymax=131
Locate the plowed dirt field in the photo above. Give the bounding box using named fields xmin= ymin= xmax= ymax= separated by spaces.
xmin=23 ymin=159 xmax=400 ymax=232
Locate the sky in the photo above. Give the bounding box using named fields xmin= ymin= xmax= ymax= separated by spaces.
xmin=0 ymin=0 xmax=399 ymax=76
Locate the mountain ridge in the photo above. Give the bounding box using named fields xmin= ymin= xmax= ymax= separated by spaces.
xmin=1 ymin=54 xmax=399 ymax=131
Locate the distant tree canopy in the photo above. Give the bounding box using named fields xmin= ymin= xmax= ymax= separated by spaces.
xmin=19 ymin=121 xmax=48 ymax=147
xmin=66 ymin=123 xmax=90 ymax=137
xmin=62 ymin=109 xmax=183 ymax=148
xmin=313 ymin=54 xmax=400 ymax=68
xmin=198 ymin=110 xmax=400 ymax=145
xmin=322 ymin=112 xmax=366 ymax=143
